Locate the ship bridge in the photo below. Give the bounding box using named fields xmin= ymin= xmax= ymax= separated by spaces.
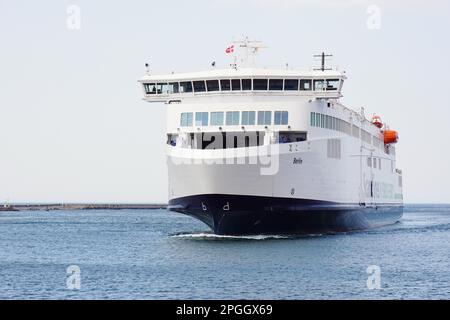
xmin=139 ymin=68 xmax=346 ymax=103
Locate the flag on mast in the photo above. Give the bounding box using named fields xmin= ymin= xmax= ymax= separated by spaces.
xmin=225 ymin=45 xmax=234 ymax=54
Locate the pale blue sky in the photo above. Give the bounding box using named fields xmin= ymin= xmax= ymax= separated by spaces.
xmin=1 ymin=0 xmax=449 ymax=203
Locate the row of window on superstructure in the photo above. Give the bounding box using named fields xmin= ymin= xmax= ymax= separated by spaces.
xmin=144 ymin=78 xmax=340 ymax=95
xmin=180 ymin=111 xmax=288 ymax=127
xmin=310 ymin=112 xmax=384 ymax=149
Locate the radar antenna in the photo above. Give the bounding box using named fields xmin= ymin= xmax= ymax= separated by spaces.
xmin=313 ymin=52 xmax=333 ymax=71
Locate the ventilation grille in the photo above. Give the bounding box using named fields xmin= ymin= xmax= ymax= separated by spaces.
xmin=327 ymin=139 xmax=341 ymax=159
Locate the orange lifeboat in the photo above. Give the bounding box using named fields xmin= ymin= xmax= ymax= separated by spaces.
xmin=371 ymin=115 xmax=383 ymax=128
xmin=384 ymin=130 xmax=399 ymax=144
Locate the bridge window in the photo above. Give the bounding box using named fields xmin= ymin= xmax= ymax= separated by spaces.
xmin=226 ymin=111 xmax=240 ymax=125
xmin=144 ymin=83 xmax=157 ymax=95
xmin=274 ymin=111 xmax=288 ymax=125
xmin=146 ymin=78 xmax=341 ymax=95
xmin=169 ymin=82 xmax=179 ymax=94
xmin=326 ymin=79 xmax=340 ymax=91
xmin=300 ymin=79 xmax=312 ymax=91
xmin=180 ymin=112 xmax=193 ymax=127
xmin=193 ymin=80 xmax=206 ymax=92
xmin=220 ymin=79 xmax=231 ymax=91
xmin=258 ymin=111 xmax=272 ymax=125
xmin=242 ymin=79 xmax=252 ymax=90
xmin=206 ymin=80 xmax=220 ymax=92
xmin=156 ymin=83 xmax=169 ymax=94
xmin=253 ymin=79 xmax=268 ymax=90
xmin=367 ymin=157 xmax=372 ymax=167
xmin=180 ymin=81 xmax=193 ymax=93
xmin=242 ymin=111 xmax=256 ymax=125
xmin=314 ymin=79 xmax=326 ymax=91
xmin=285 ymin=79 xmax=299 ymax=91
xmin=231 ymin=79 xmax=241 ymax=91
xmin=195 ymin=112 xmax=208 ymax=126
xmin=210 ymin=112 xmax=224 ymax=126
xmin=269 ymin=79 xmax=283 ymax=90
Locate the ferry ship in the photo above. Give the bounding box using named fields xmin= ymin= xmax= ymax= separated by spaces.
xmin=139 ymin=40 xmax=403 ymax=235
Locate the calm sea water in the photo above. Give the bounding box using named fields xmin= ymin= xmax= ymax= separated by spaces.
xmin=0 ymin=205 xmax=449 ymax=299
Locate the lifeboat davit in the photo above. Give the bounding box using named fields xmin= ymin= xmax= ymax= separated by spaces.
xmin=371 ymin=115 xmax=383 ymax=128
xmin=384 ymin=130 xmax=399 ymax=144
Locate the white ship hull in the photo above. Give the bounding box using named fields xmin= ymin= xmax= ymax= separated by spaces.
xmin=167 ymin=137 xmax=403 ymax=235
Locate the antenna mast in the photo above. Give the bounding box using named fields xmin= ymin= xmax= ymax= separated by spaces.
xmin=313 ymin=52 xmax=333 ymax=71
xmin=232 ymin=37 xmax=267 ymax=67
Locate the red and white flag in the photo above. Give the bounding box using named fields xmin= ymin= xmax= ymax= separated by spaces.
xmin=225 ymin=45 xmax=234 ymax=54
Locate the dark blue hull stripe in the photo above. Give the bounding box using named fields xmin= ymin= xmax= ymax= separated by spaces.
xmin=168 ymin=194 xmax=403 ymax=235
